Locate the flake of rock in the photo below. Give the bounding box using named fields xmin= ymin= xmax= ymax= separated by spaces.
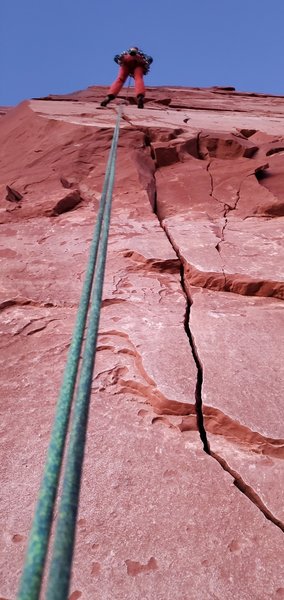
xmin=51 ymin=190 xmax=82 ymax=215
xmin=198 ymin=132 xmax=258 ymax=159
xmin=6 ymin=185 xmax=23 ymax=202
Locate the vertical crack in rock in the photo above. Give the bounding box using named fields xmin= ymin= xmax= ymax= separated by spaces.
xmin=184 ymin=272 xmax=284 ymax=533
xmin=151 ymin=174 xmax=209 ymax=454
xmin=217 ymin=180 xmax=242 ymax=249
xmin=207 ymin=160 xmax=229 ymax=287
xmin=206 ymin=160 xmax=221 ymax=206
xmin=214 ymin=175 xmax=243 ymax=254
xmin=210 ymin=451 xmax=284 ymax=533
xmin=180 ymin=264 xmax=209 ymax=454
xmin=212 ymin=169 xmax=243 ymax=288
xmin=150 ymin=171 xmax=284 ymax=534
xmin=206 ymin=160 xmax=213 ymax=192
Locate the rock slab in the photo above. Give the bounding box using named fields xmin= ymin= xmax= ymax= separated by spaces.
xmin=0 ymin=85 xmax=284 ymax=599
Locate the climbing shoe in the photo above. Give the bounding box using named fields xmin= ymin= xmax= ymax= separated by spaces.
xmin=100 ymin=94 xmax=115 ymax=107
xmin=137 ymin=94 xmax=144 ymax=109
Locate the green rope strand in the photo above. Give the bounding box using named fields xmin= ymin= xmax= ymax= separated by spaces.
xmin=45 ymin=107 xmax=121 ymax=600
xmin=16 ymin=108 xmax=122 ymax=600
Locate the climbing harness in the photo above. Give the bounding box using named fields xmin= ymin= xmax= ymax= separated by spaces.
xmin=17 ymin=107 xmax=122 ymax=600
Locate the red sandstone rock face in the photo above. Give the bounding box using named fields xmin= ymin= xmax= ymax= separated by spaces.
xmin=0 ymin=86 xmax=284 ymax=599
xmin=0 ymin=106 xmax=11 ymax=119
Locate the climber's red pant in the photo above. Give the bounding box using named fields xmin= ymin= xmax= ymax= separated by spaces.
xmin=109 ymin=60 xmax=146 ymax=97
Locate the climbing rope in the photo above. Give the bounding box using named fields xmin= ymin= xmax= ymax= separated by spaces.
xmin=17 ymin=106 xmax=122 ymax=600
xmin=126 ymin=76 xmax=132 ymax=99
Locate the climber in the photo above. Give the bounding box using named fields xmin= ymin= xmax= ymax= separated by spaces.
xmin=101 ymin=47 xmax=153 ymax=109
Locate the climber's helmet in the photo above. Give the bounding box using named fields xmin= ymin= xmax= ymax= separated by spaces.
xmin=129 ymin=47 xmax=138 ymax=56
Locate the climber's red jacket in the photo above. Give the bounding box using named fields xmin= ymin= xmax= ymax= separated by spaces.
xmin=114 ymin=49 xmax=153 ymax=75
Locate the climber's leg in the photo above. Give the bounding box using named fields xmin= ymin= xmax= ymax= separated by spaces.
xmin=133 ymin=66 xmax=145 ymax=108
xmin=109 ymin=65 xmax=129 ymax=96
xmin=133 ymin=66 xmax=145 ymax=96
xmin=101 ymin=65 xmax=130 ymax=106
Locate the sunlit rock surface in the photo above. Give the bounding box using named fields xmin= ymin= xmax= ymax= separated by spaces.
xmin=0 ymin=85 xmax=283 ymax=599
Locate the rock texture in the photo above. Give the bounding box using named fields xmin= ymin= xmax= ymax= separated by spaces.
xmin=0 ymin=86 xmax=284 ymax=600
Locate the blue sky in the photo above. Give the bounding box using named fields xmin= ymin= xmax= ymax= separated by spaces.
xmin=1 ymin=0 xmax=283 ymax=105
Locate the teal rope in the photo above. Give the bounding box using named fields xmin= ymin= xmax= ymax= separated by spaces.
xmin=46 ymin=108 xmax=121 ymax=600
xmin=16 ymin=108 xmax=122 ymax=600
